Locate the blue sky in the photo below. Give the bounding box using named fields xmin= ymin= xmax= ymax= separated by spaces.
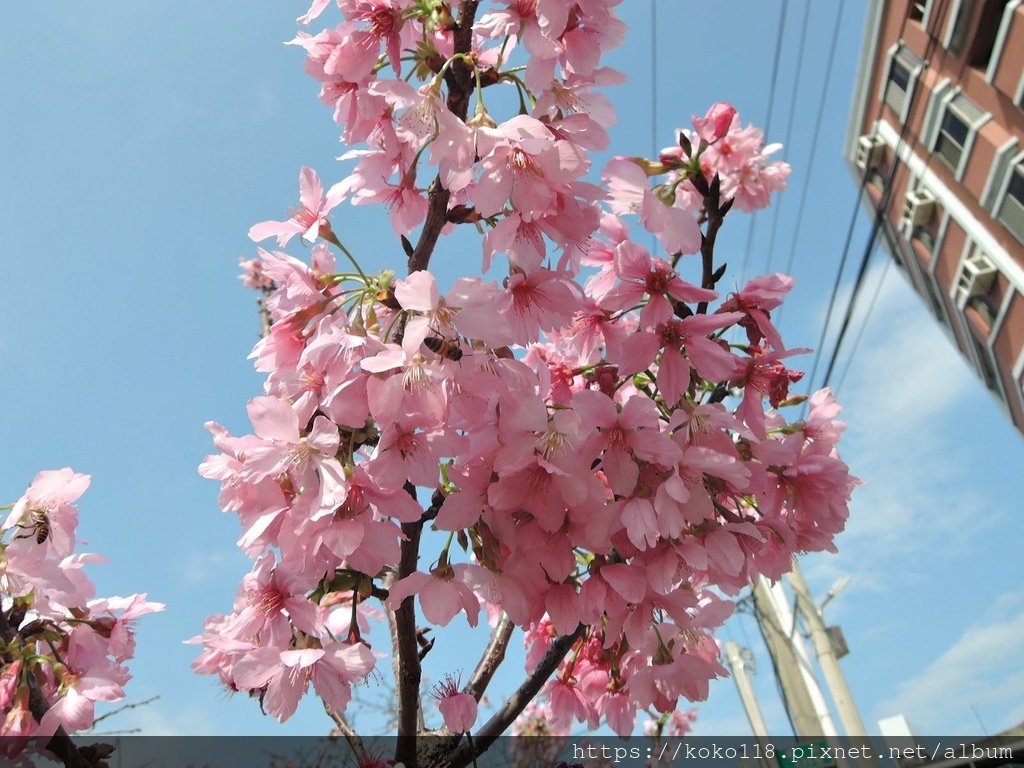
xmin=2 ymin=0 xmax=1022 ymax=738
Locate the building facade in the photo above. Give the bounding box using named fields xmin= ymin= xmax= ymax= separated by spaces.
xmin=845 ymin=0 xmax=1024 ymax=434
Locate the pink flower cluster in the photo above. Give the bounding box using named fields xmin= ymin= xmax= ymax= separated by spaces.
xmin=197 ymin=0 xmax=856 ymax=740
xmin=0 ymin=469 xmax=162 ymax=757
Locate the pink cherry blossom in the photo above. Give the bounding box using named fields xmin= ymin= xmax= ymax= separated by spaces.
xmin=86 ymin=594 xmax=165 ymax=662
xmin=602 ymin=240 xmax=717 ymax=329
xmin=337 ymin=0 xmax=411 ymax=79
xmin=386 ymin=564 xmax=486 ymax=627
xmin=573 ymin=389 xmax=680 ymax=497
xmin=249 ymin=167 xmax=346 ymax=247
xmin=604 ymin=157 xmax=702 ymax=255
xmin=475 ymin=115 xmax=586 ymax=221
xmin=431 ymin=674 xmax=477 ymax=733
xmin=3 ymin=468 xmax=89 ymax=560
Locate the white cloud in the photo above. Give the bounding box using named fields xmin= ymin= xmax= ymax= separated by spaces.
xmin=176 ymin=547 xmax=236 ymax=586
xmin=790 ymin=268 xmax=1023 ymax=734
xmin=812 ymin=266 xmax=991 ymax=586
xmin=839 ymin=263 xmax=974 ymax=435
xmin=876 ymin=593 xmax=1024 ymax=734
xmin=713 ymin=265 xmax=1021 ymax=735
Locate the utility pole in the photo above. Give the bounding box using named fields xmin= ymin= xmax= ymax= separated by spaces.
xmin=787 ymin=563 xmax=872 ymax=737
xmin=765 ymin=578 xmax=840 ymax=736
xmin=725 ymin=640 xmax=769 ymax=736
xmin=725 ymin=640 xmax=773 ymax=768
xmin=751 ymin=577 xmax=837 ymax=737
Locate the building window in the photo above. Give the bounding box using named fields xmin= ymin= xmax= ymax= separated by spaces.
xmin=908 ymin=0 xmax=932 ymax=24
xmin=923 ymin=273 xmax=949 ymax=325
xmin=996 ymin=161 xmax=1024 ymax=244
xmin=970 ymin=1 xmax=1016 ymax=70
xmin=954 ymin=248 xmax=1005 ymax=399
xmin=932 ymin=92 xmax=987 ymax=177
xmin=971 ymin=334 xmax=1002 ymax=394
xmin=885 ymin=57 xmax=911 ymax=113
xmin=935 ymin=109 xmax=968 ymax=169
xmin=883 ymin=46 xmax=924 ymax=119
xmin=943 ymin=0 xmax=969 ymax=52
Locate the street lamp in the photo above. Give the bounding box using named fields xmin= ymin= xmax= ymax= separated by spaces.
xmin=819 ymin=575 xmax=853 ymax=615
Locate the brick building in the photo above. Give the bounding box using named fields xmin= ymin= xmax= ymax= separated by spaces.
xmin=845 ymin=0 xmax=1024 ymax=433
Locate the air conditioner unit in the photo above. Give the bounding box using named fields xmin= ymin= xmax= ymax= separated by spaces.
xmin=855 ymin=134 xmax=885 ymax=172
xmin=958 ymin=252 xmax=997 ymax=299
xmin=902 ymin=188 xmax=936 ymax=226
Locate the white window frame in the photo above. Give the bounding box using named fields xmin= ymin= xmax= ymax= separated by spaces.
xmin=969 ymin=332 xmax=1008 ymax=404
xmin=909 ymin=0 xmax=935 ymax=27
xmin=990 ymin=286 xmax=1016 ymax=356
xmin=931 ymin=211 xmax=951 ymax=277
xmin=986 ymin=0 xmax=1023 ymax=84
xmin=993 ymin=152 xmax=1024 ymax=245
xmin=922 ymin=78 xmax=953 ymax=148
xmin=951 ymin=244 xmax=1008 ymax=405
xmin=880 ymin=43 xmax=925 ymax=122
xmin=981 ymin=138 xmax=1019 ymax=210
xmin=942 ymin=0 xmax=969 ymax=51
xmin=931 ymin=89 xmax=990 ymax=181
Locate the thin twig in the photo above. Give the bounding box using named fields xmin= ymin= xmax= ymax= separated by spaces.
xmin=91 ymin=695 xmax=160 ymax=726
xmin=325 ymin=705 xmax=367 ymax=765
xmin=447 ymin=625 xmax=586 ymax=768
xmin=464 ymin=614 xmax=514 ymax=702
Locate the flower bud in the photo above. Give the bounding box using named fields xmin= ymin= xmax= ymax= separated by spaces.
xmin=0 ymin=661 xmax=23 ymax=711
xmin=692 ymin=102 xmax=736 ymax=145
xmin=0 ymin=691 xmax=34 ymax=757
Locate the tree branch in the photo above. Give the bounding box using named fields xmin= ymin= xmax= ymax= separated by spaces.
xmin=407 ymin=0 xmax=481 ymax=275
xmin=90 ymin=695 xmax=160 ymax=726
xmin=324 ymin=704 xmax=367 ymax=765
xmin=395 ymin=486 xmax=427 ymax=767
xmin=257 ymin=287 xmax=273 ymax=337
xmin=697 ymin=174 xmax=725 ymax=315
xmin=0 ymin=612 xmax=92 ymax=768
xmin=464 ymin=613 xmax=513 ymax=702
xmin=396 ymin=2 xmax=482 ymax=749
xmin=447 ymin=625 xmax=586 ymax=768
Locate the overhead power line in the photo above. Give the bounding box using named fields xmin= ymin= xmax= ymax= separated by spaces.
xmin=739 ymin=0 xmax=790 ymax=283
xmin=650 ymin=0 xmax=658 ymax=256
xmin=834 ymin=255 xmax=891 ymax=394
xmin=827 ymin=11 xmax=966 ymax=394
xmin=763 ymin=0 xmax=812 ymax=275
xmin=779 ymin=0 xmax=848 ymax=282
xmin=802 ymin=0 xmax=950 ymax=404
